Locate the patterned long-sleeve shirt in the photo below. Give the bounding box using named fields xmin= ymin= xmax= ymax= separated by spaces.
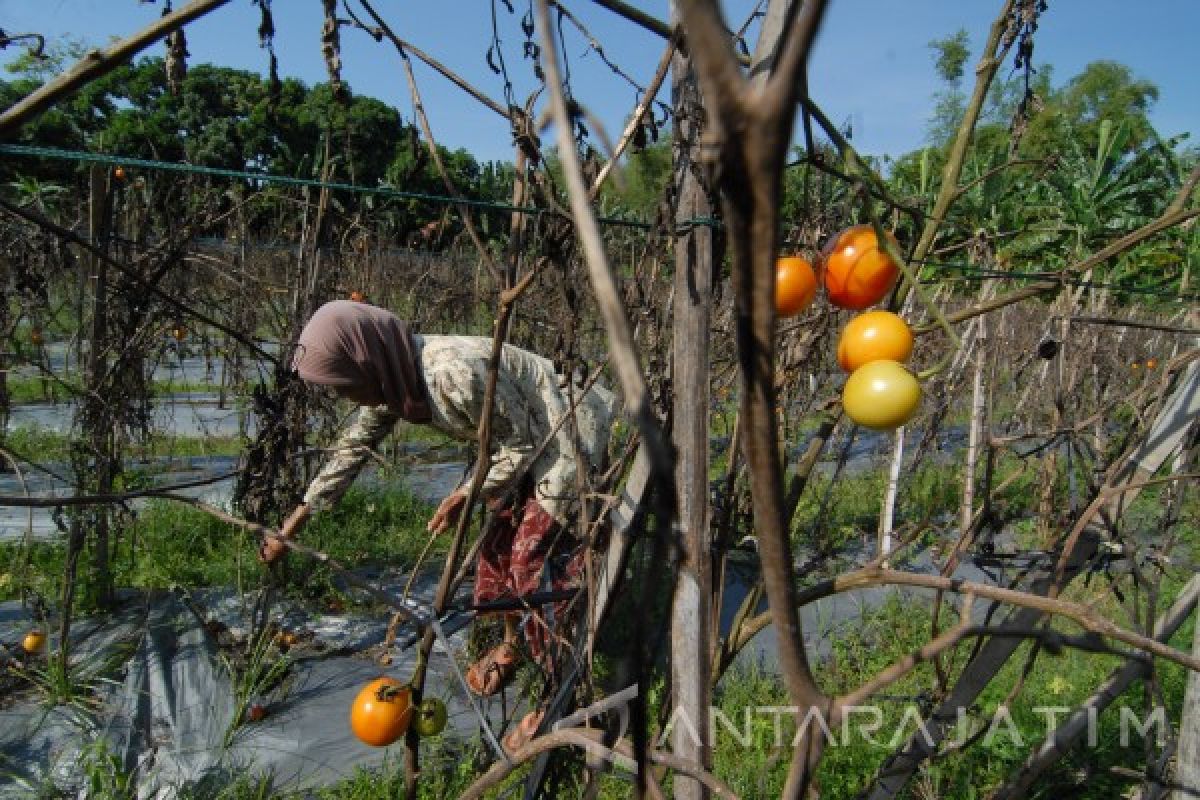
xmin=302 ymin=334 xmax=616 ymax=525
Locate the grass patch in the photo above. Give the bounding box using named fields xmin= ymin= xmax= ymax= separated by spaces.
xmin=703 ymin=580 xmax=1196 ymax=799
xmin=3 ymin=374 xmax=73 ymax=404
xmin=790 ymin=463 xmax=965 ymax=553
xmin=0 ymin=426 xmax=244 ymax=465
xmin=1 ymin=374 xmax=226 ymax=404
xmin=0 ymin=485 xmax=439 ymax=609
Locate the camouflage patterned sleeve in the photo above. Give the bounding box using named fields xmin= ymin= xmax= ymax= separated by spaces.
xmin=479 ymin=442 xmax=534 ymax=498
xmin=302 ymin=404 xmax=400 ymax=511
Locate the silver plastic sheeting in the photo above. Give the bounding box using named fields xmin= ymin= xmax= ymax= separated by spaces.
xmin=1 ymin=575 xmax=511 ymax=799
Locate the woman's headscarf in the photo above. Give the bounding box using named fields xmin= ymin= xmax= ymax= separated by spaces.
xmin=293 ymin=300 xmax=432 ymax=423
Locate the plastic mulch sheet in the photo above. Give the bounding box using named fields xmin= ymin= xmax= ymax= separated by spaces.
xmin=1 ymin=572 xmax=509 ymax=798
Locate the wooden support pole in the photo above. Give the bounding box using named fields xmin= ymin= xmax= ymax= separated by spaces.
xmin=668 ymin=23 xmax=714 ymax=797
xmin=87 ymin=164 xmax=114 ymax=608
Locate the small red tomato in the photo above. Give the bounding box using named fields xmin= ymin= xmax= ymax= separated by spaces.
xmin=775 ymin=256 xmax=817 ymax=317
xmin=246 ymin=703 xmax=268 ymax=723
xmin=819 ymin=225 xmax=902 ymax=310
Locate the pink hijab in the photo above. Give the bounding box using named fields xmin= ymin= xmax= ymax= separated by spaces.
xmin=293 ymin=300 xmax=432 ymax=423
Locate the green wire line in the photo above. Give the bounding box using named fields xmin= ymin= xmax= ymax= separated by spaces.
xmin=0 ymin=142 xmax=729 ymax=232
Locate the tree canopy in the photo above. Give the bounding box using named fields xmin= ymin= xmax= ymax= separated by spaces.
xmin=0 ymin=52 xmax=515 ymax=239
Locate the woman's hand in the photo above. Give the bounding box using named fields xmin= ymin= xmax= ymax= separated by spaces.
xmin=259 ymin=503 xmax=312 ymax=564
xmin=427 ymin=490 xmax=468 ymax=535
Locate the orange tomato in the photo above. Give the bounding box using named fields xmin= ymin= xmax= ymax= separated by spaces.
xmin=775 ymin=256 xmax=817 ymax=317
xmin=836 ymin=311 xmax=913 ymax=372
xmin=349 ymin=291 xmax=367 ymax=303
xmin=842 ymin=360 xmax=921 ymax=431
xmin=1145 ymin=358 xmax=1158 ymax=369
xmin=819 ymin=224 xmax=902 ymax=310
xmin=350 ymin=677 xmax=413 ymax=746
xmin=29 ymin=327 xmax=44 ymax=346
xmin=113 ymin=166 xmax=126 ymax=181
xmin=22 ymin=630 xmax=46 ymax=654
xmin=171 ymin=326 xmax=186 ymax=342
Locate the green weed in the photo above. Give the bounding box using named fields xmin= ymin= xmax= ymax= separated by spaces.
xmin=0 ymin=486 xmax=438 ymax=608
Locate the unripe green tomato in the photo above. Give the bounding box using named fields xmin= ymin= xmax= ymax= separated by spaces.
xmin=414 ymin=698 xmax=448 ymax=736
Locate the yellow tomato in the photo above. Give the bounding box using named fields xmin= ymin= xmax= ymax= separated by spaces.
xmin=22 ymin=630 xmax=46 ymax=654
xmin=842 ymin=360 xmax=921 ymax=431
xmin=836 ymin=311 xmax=913 ymax=372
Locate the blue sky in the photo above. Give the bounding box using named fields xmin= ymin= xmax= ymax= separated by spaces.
xmin=2 ymin=1 xmax=1195 ymax=165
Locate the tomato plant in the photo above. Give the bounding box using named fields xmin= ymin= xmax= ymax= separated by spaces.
xmin=413 ymin=697 xmax=448 ymax=736
xmin=775 ymin=255 xmax=817 ymax=317
xmin=836 ymin=310 xmax=913 ymax=372
xmin=819 ymin=224 xmax=901 ymax=310
xmin=842 ymin=360 xmax=921 ymax=430
xmin=349 ymin=677 xmax=413 ymax=746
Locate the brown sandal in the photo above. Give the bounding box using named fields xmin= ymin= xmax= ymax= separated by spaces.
xmin=502 ymin=709 xmax=545 ymax=755
xmin=465 ymin=642 xmax=519 ymax=696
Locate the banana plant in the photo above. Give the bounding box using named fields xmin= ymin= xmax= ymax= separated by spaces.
xmin=1015 ymin=118 xmax=1177 ymax=277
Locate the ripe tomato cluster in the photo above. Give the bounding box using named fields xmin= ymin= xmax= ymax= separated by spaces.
xmin=776 ymin=225 xmax=920 ymax=431
xmin=349 ymin=676 xmax=449 ymax=747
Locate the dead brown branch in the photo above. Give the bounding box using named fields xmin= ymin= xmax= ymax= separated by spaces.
xmin=789 ymin=567 xmax=1200 ymax=673
xmin=458 ymin=726 xmax=742 ymax=800
xmin=671 ymin=0 xmax=831 ymax=795
xmin=352 ymin=1 xmax=509 ymax=119
xmin=0 ymin=0 xmax=233 ymax=135
xmin=989 ymin=576 xmax=1200 ymax=800
xmin=925 ymin=205 xmax=1200 ymax=333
